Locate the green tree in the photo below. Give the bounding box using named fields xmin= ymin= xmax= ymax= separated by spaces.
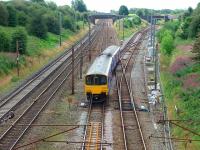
xmin=0 ymin=2 xmax=8 ymax=26
xmin=179 ymin=17 xmax=192 ymax=39
xmin=7 ymin=5 xmax=17 ymax=27
xmin=187 ymin=3 xmax=200 ymax=38
xmin=0 ymin=30 xmax=10 ymax=52
xmin=17 ymin=11 xmax=27 ymax=26
xmin=188 ymin=15 xmax=200 ymax=38
xmin=188 ymin=7 xmax=193 ymax=16
xmin=63 ymin=16 xmax=75 ymax=31
xmin=11 ymin=27 xmax=27 ymax=54
xmin=47 ymin=1 xmax=57 ymax=10
xmin=119 ymin=5 xmax=129 ymax=15
xmin=136 ymin=9 xmax=144 ymax=17
xmin=71 ymin=0 xmax=87 ymax=12
xmin=44 ymin=13 xmax=60 ymax=35
xmin=29 ymin=14 xmax=47 ymax=39
xmin=160 ymin=30 xmax=174 ymax=55
xmin=192 ymin=34 xmax=200 ymax=62
xmin=31 ymin=0 xmax=45 ymax=3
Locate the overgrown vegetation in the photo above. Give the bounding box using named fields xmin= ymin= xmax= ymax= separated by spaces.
xmin=192 ymin=34 xmax=200 ymax=62
xmin=0 ymin=0 xmax=88 ymax=76
xmin=158 ymin=2 xmax=200 ymax=149
xmin=0 ymin=0 xmax=88 ymax=52
xmin=115 ymin=14 xmax=147 ymax=40
xmin=0 ymin=55 xmax=16 ymax=75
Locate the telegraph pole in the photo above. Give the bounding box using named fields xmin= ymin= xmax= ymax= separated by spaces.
xmin=118 ymin=17 xmax=120 ymax=31
xmin=122 ymin=15 xmax=124 ymax=41
xmin=71 ymin=46 xmax=75 ymax=95
xmin=153 ymin=19 xmax=156 ymax=61
xmin=106 ymin=21 xmax=108 ymax=48
xmin=16 ymin=40 xmax=19 ymax=77
xmin=88 ymin=19 xmax=91 ymax=62
xmin=150 ymin=10 xmax=153 ymax=46
xmin=59 ymin=12 xmax=62 ymax=47
xmin=153 ymin=19 xmax=157 ymax=90
xmin=80 ymin=40 xmax=83 ymax=79
xmin=74 ymin=10 xmax=77 ymax=29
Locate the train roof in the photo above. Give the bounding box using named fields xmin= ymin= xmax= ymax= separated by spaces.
xmin=102 ymin=45 xmax=120 ymax=56
xmin=86 ymin=45 xmax=120 ymax=76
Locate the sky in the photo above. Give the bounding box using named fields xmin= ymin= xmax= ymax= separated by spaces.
xmin=47 ymin=0 xmax=200 ymax=12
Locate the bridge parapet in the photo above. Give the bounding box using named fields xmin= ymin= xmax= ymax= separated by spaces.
xmin=141 ymin=15 xmax=170 ymax=22
xmin=88 ymin=13 xmax=124 ymax=24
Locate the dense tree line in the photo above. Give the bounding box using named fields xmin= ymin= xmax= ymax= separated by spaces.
xmin=129 ymin=8 xmax=183 ymax=17
xmin=176 ymin=2 xmax=200 ymax=62
xmin=0 ymin=0 xmax=88 ymax=54
xmin=156 ymin=2 xmax=200 ymax=61
xmin=116 ymin=6 xmax=184 ymax=17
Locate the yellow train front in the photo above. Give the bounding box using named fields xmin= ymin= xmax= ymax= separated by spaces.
xmin=85 ymin=45 xmax=120 ymax=102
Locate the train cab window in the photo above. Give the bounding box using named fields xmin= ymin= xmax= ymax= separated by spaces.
xmin=94 ymin=77 xmax=99 ymax=85
xmin=86 ymin=75 xmax=107 ymax=85
xmin=86 ymin=76 xmax=92 ymax=85
xmin=100 ymin=76 xmax=107 ymax=84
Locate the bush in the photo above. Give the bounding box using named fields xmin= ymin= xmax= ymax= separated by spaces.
xmin=0 ymin=2 xmax=8 ymax=26
xmin=0 ymin=55 xmax=16 ymax=75
xmin=44 ymin=14 xmax=60 ymax=35
xmin=132 ymin=15 xmax=141 ymax=25
xmin=0 ymin=30 xmax=10 ymax=52
xmin=188 ymin=15 xmax=200 ymax=38
xmin=178 ymin=17 xmax=192 ymax=39
xmin=11 ymin=27 xmax=28 ymax=54
xmin=192 ymin=34 xmax=200 ymax=62
xmin=124 ymin=19 xmax=133 ymax=28
xmin=63 ymin=16 xmax=75 ymax=31
xmin=29 ymin=13 xmax=47 ymax=39
xmin=160 ymin=30 xmax=174 ymax=55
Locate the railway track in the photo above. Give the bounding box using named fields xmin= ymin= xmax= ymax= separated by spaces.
xmin=0 ymin=41 xmax=88 ymax=150
xmin=0 ymin=20 xmax=114 ymax=150
xmin=82 ymin=102 xmax=105 ymax=150
xmin=115 ymin=29 xmax=148 ymax=150
xmin=0 ymin=25 xmax=97 ymax=123
xmin=81 ymin=20 xmax=119 ymax=150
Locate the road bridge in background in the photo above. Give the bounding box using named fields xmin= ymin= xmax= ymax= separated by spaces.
xmin=88 ymin=13 xmax=124 ymax=24
xmin=141 ymin=15 xmax=172 ymax=22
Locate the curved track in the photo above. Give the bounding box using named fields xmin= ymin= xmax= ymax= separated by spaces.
xmin=115 ymin=29 xmax=148 ymax=150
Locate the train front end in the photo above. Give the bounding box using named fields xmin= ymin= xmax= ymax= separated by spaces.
xmin=85 ymin=74 xmax=108 ymax=102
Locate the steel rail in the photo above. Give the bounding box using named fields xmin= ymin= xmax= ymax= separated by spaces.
xmin=0 ymin=20 xmax=109 ymax=149
xmin=116 ymin=28 xmax=148 ymax=150
xmin=0 ymin=56 xmax=82 ymax=150
xmin=0 ymin=25 xmax=99 ymax=123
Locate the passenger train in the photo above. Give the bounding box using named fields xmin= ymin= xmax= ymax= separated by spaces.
xmin=85 ymin=45 xmax=120 ymax=102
